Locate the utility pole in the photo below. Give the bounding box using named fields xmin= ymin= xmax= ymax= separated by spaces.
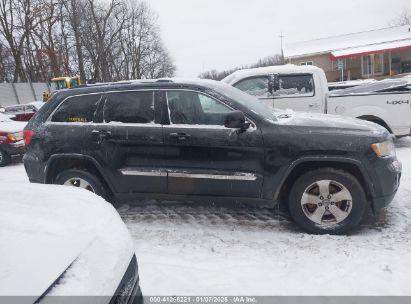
xmin=280 ymin=32 xmax=285 ymax=64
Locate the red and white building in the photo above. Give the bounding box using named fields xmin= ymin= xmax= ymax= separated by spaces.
xmin=284 ymin=25 xmax=411 ymax=82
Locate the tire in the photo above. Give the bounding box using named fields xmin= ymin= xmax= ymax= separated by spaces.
xmin=0 ymin=149 xmax=11 ymax=167
xmin=55 ymin=169 xmax=108 ymax=199
xmin=288 ymin=168 xmax=367 ymax=235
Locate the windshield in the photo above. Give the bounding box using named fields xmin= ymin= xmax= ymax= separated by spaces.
xmin=214 ymin=84 xmax=277 ymax=121
xmin=51 ymin=80 xmax=67 ymax=91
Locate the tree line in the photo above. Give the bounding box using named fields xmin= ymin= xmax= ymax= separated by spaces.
xmin=0 ymin=0 xmax=176 ymax=83
xmin=198 ymin=55 xmax=283 ymax=81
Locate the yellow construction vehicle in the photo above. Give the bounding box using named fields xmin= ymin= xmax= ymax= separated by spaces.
xmin=43 ymin=76 xmax=81 ymax=101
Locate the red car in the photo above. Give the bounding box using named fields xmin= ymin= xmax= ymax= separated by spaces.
xmin=0 ymin=113 xmax=26 ymax=166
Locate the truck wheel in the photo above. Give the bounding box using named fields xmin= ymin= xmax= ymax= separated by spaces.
xmin=288 ymin=168 xmax=367 ymax=235
xmin=0 ymin=149 xmax=11 ymax=167
xmin=55 ymin=169 xmax=108 ymax=199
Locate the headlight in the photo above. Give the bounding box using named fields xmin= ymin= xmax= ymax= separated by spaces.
xmin=371 ymin=140 xmax=395 ymax=157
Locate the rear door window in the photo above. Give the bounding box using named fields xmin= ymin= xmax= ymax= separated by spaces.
xmin=275 ymin=74 xmax=314 ymax=97
xmin=51 ymin=94 xmax=103 ymax=123
xmin=104 ymin=91 xmax=155 ymax=124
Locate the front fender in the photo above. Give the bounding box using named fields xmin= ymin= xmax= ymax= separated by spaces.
xmin=271 ymin=156 xmax=375 ymax=202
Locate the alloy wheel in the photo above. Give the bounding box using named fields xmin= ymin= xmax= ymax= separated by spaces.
xmin=63 ymin=177 xmax=95 ymax=193
xmin=301 ymin=179 xmax=353 ymax=226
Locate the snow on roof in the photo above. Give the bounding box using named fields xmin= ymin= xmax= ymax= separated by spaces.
xmin=331 ymin=39 xmax=411 ymax=60
xmin=285 ymin=25 xmax=411 ymax=59
xmin=221 ymin=64 xmax=323 ymax=85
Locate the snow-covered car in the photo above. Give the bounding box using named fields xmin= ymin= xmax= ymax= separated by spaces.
xmin=0 ymin=182 xmax=143 ymax=303
xmin=0 ymin=101 xmax=45 ymax=122
xmin=222 ymin=64 xmax=411 ymax=137
xmin=0 ymin=113 xmax=26 ymax=166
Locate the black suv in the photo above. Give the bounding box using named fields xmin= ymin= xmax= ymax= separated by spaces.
xmin=23 ymin=79 xmax=401 ymax=234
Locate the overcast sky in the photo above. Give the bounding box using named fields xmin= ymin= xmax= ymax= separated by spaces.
xmin=148 ymin=0 xmax=411 ymax=77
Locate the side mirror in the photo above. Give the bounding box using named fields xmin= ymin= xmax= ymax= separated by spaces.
xmin=224 ymin=110 xmax=250 ymax=130
xmin=268 ymin=74 xmax=280 ymax=95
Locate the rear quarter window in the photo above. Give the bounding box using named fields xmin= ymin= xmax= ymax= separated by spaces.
xmin=275 ymin=74 xmax=314 ymax=97
xmin=51 ymin=94 xmax=103 ymax=123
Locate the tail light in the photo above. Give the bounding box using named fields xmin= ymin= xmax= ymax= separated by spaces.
xmin=0 ymin=132 xmax=7 ymax=144
xmin=7 ymin=131 xmax=23 ymax=142
xmin=23 ymin=130 xmax=34 ymax=145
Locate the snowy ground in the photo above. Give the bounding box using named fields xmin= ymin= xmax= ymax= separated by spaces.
xmin=2 ymin=138 xmax=411 ymax=296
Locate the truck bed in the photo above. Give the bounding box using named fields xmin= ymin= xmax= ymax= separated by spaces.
xmin=328 ymin=92 xmax=411 ymax=136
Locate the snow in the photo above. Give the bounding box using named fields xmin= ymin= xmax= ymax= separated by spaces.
xmin=28 ymin=101 xmax=45 ymax=110
xmin=328 ymin=79 xmax=377 ymax=88
xmin=271 ymin=110 xmax=386 ymax=136
xmin=0 ymin=170 xmax=134 ymax=299
xmin=221 ymin=64 xmax=322 ymax=85
xmin=1 ymin=138 xmax=411 ymax=296
xmin=285 ymin=25 xmax=411 ymax=58
xmin=0 ymin=115 xmax=27 ymax=133
xmin=331 ymin=39 xmax=411 ymax=59
xmin=0 ymin=113 xmax=12 ymax=122
xmin=122 ymin=139 xmax=411 ymax=296
xmin=330 ymin=79 xmax=411 ymax=96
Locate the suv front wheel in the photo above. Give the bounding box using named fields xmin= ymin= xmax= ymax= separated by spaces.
xmin=55 ymin=169 xmax=108 ymax=199
xmin=288 ymin=168 xmax=367 ymax=235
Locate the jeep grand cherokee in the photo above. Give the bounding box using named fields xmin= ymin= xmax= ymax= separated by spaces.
xmin=23 ymin=79 xmax=401 ymax=234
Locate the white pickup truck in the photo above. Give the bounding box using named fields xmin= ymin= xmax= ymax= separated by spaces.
xmin=222 ymin=65 xmax=411 ymax=137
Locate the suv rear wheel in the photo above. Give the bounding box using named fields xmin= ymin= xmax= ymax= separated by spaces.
xmin=55 ymin=169 xmax=108 ymax=199
xmin=288 ymin=168 xmax=367 ymax=235
xmin=0 ymin=149 xmax=11 ymax=167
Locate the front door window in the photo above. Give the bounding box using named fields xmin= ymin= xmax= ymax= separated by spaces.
xmin=167 ymin=90 xmax=232 ymax=125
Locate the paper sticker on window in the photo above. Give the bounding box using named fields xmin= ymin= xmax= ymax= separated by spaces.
xmin=68 ymin=117 xmax=88 ymax=123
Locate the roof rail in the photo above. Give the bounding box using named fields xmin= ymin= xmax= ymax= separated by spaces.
xmin=156 ymin=79 xmax=174 ymax=83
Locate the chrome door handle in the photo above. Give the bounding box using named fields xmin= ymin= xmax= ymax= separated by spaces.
xmin=169 ymin=133 xmax=191 ymax=141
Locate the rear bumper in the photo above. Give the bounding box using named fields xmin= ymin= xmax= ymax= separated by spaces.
xmin=0 ymin=141 xmax=25 ymax=156
xmin=23 ymin=153 xmax=46 ymax=183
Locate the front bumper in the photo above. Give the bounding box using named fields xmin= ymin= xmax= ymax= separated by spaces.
xmin=369 ymin=158 xmax=402 ymax=212
xmin=110 ymin=255 xmax=144 ymax=304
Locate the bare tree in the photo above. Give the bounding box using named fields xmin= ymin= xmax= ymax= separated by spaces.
xmin=0 ymin=0 xmax=175 ymax=83
xmin=62 ymin=0 xmax=88 ymax=82
xmin=0 ymin=0 xmax=44 ymax=81
xmin=0 ymin=41 xmax=14 ymax=82
xmin=199 ymin=55 xmax=282 ymax=80
xmin=391 ymin=9 xmax=411 ymax=26
xmin=79 ymin=0 xmax=127 ymax=82
xmin=116 ymin=0 xmax=175 ymax=80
